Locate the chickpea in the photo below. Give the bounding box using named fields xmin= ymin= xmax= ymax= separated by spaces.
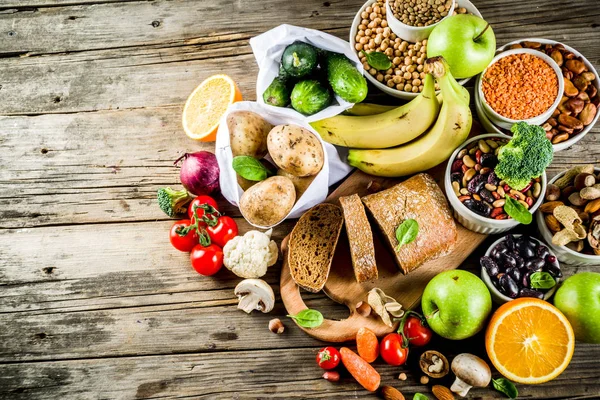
xmin=387 ymin=79 xmax=395 ymax=87
xmin=400 ymin=65 xmax=407 ymax=72
xmin=393 ymin=57 xmax=401 ymax=65
xmin=355 ymin=43 xmax=363 ymax=51
xmin=405 ymin=83 xmax=413 ymax=91
xmin=361 ymin=11 xmax=369 ymax=19
xmin=362 ymin=62 xmax=370 ymax=70
xmin=420 ymin=72 xmax=426 ymax=79
xmin=404 ymin=57 xmax=412 ymax=66
xmin=358 ymin=24 xmax=366 ymax=30
xmin=373 ymin=5 xmax=380 ymax=13
xmin=413 ymin=78 xmax=421 ymax=86
xmin=393 ymin=75 xmax=402 ymax=83
xmin=362 ymin=19 xmax=368 ymax=26
xmin=389 ymin=31 xmax=395 ymax=39
xmin=414 ymin=43 xmax=421 ymax=51
xmin=417 ymin=64 xmax=424 ymax=72
xmin=369 ymin=12 xmax=377 ymax=20
xmin=376 ymin=27 xmax=383 ymax=34
xmin=386 ymin=68 xmax=393 ymax=75
xmin=396 ymin=83 xmax=405 ymax=91
xmin=399 ymin=41 xmax=408 ymax=52
xmin=384 ymin=48 xmax=393 ymax=56
xmin=376 ymin=73 xmax=384 ymax=82
xmin=365 ymin=28 xmax=372 ymax=36
xmin=359 ymin=37 xmax=368 ymax=45
xmin=393 ymin=42 xmax=399 ymax=50
xmin=412 ymin=86 xmax=419 ymax=93
xmin=382 ymin=29 xmax=390 ymax=38
xmin=419 ymin=85 xmax=424 ymax=91
xmin=369 ymin=68 xmax=377 ymax=76
xmin=403 ymin=71 xmax=412 ymax=80
xmin=368 ymin=21 xmax=375 ymax=28
xmin=411 ymin=56 xmax=418 ymax=62
xmin=394 ymin=49 xmax=401 ymax=56
xmin=381 ymin=41 xmax=389 ymax=51
xmin=374 ymin=17 xmax=382 ymax=25
xmin=408 ymin=49 xmax=415 ymax=57
xmin=365 ymin=6 xmax=372 ymax=13
xmin=384 ymin=74 xmax=392 ymax=81
xmin=412 ymin=71 xmax=420 ymax=79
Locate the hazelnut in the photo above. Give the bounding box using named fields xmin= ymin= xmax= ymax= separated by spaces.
xmin=268 ymin=318 xmax=285 ymax=334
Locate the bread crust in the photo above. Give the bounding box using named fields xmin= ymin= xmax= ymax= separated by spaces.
xmin=339 ymin=194 xmax=378 ymax=283
xmin=361 ymin=173 xmax=457 ymax=274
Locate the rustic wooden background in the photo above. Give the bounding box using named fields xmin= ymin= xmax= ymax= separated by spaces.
xmin=1 ymin=0 xmax=599 ymax=399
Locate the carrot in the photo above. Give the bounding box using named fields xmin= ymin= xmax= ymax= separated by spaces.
xmin=356 ymin=327 xmax=379 ymax=363
xmin=340 ymin=347 xmax=381 ymax=392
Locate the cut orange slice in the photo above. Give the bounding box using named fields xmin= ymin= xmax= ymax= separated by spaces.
xmin=182 ymin=74 xmax=242 ymax=142
xmin=485 ymin=298 xmax=574 ymax=384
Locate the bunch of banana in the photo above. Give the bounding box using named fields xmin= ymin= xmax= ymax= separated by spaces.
xmin=311 ymin=57 xmax=472 ymax=178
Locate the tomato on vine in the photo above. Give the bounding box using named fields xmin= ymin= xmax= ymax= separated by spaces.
xmin=187 ymin=195 xmax=219 ymax=225
xmin=169 ymin=219 xmax=199 ymax=252
xmin=399 ymin=311 xmax=433 ymax=347
xmin=380 ymin=333 xmax=408 ymax=366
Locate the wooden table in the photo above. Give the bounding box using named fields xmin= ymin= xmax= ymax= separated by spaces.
xmin=1 ymin=0 xmax=599 ymax=398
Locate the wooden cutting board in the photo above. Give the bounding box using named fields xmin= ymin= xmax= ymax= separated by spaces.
xmin=280 ymin=165 xmax=487 ymax=342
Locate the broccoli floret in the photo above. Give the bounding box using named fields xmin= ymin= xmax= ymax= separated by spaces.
xmin=494 ymin=122 xmax=554 ymax=191
xmin=157 ymin=187 xmax=193 ymax=217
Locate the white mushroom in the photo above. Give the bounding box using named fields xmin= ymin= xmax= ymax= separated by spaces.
xmin=234 ymin=279 xmax=275 ymax=314
xmin=450 ymin=353 xmax=491 ymax=397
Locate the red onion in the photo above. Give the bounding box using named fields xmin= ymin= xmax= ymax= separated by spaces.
xmin=175 ymin=151 xmax=220 ymax=196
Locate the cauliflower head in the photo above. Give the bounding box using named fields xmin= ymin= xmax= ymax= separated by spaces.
xmin=223 ymin=229 xmax=278 ymax=278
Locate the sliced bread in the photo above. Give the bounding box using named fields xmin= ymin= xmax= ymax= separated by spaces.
xmin=361 ymin=173 xmax=457 ymax=274
xmin=339 ymin=194 xmax=378 ymax=283
xmin=287 ymin=203 xmax=344 ymax=293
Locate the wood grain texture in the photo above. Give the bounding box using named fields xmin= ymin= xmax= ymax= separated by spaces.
xmin=0 ymin=0 xmax=599 ymax=398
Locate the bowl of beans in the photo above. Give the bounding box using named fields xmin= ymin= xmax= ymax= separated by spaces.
xmin=480 ymin=234 xmax=562 ymax=304
xmin=477 ymin=48 xmax=564 ymax=130
xmin=350 ymin=0 xmax=481 ymax=99
xmin=444 ymin=134 xmax=547 ymax=234
xmin=385 ymin=0 xmax=455 ymax=43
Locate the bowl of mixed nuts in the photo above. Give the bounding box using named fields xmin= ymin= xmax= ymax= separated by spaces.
xmin=445 ymin=133 xmax=547 ymax=234
xmin=477 ymin=48 xmax=564 ymax=130
xmin=476 ymin=39 xmax=600 ymax=152
xmin=349 ymin=0 xmax=481 ymax=99
xmin=536 ymin=165 xmax=600 ymax=266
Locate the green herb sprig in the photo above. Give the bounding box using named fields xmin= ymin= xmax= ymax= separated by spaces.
xmin=504 ymin=196 xmax=532 ymax=225
xmin=492 ymin=378 xmax=518 ymax=399
xmin=361 ymin=50 xmax=392 ymax=71
xmin=530 ymin=271 xmax=556 ymax=290
xmin=287 ymin=309 xmax=324 ymax=328
xmin=232 ymin=156 xmax=272 ymax=182
xmin=395 ymin=219 xmax=419 ymax=251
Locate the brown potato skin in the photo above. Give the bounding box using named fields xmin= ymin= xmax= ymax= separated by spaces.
xmin=239 ymin=176 xmax=296 ymax=227
xmin=227 ymin=111 xmax=273 ymax=158
xmin=276 ymin=169 xmax=315 ymax=200
xmin=267 ymin=125 xmax=324 ymax=177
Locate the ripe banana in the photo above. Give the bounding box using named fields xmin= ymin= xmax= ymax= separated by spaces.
xmin=347 ymin=57 xmax=472 ymax=178
xmin=310 ymin=73 xmax=440 ymax=149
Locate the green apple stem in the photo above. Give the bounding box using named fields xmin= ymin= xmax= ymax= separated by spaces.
xmin=473 ymin=23 xmax=490 ymax=42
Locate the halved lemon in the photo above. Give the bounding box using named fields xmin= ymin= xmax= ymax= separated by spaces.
xmin=485 ymin=297 xmax=575 ymax=384
xmin=182 ymin=74 xmax=242 ymax=141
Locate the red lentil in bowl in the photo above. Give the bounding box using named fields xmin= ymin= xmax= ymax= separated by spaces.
xmin=482 ymin=53 xmax=559 ymax=120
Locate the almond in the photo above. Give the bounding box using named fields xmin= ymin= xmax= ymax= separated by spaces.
xmin=432 ymin=385 xmax=455 ymax=400
xmin=585 ymin=198 xmax=600 ymax=213
xmin=381 ymin=385 xmax=405 ymax=400
xmin=545 ymin=214 xmax=562 ymax=233
xmin=540 ymin=200 xmax=564 ymax=214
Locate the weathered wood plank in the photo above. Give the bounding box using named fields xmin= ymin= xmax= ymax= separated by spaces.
xmin=0 ymin=344 xmax=598 ymax=400
xmin=0 ymin=109 xmax=598 ymax=229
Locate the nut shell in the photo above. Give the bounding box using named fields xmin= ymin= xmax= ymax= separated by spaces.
xmin=419 ymin=350 xmax=449 ymax=378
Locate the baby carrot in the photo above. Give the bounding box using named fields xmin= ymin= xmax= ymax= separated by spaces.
xmin=340 ymin=347 xmax=381 ymax=392
xmin=356 ymin=327 xmax=379 ymax=363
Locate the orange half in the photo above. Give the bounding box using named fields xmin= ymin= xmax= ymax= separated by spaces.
xmin=182 ymin=74 xmax=242 ymax=142
xmin=485 ymin=297 xmax=575 ymax=384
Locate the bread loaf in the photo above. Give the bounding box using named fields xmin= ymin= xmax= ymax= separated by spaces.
xmin=287 ymin=203 xmax=344 ymax=292
xmin=362 ymin=173 xmax=456 ymax=274
xmin=339 ymin=194 xmax=378 ymax=283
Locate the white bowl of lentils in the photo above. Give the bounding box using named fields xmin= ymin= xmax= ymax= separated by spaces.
xmin=444 ymin=134 xmax=547 ymax=235
xmin=350 ymin=0 xmax=482 ymax=100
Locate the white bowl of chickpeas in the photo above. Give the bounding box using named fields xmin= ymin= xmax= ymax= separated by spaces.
xmin=350 ymin=0 xmax=482 ymax=100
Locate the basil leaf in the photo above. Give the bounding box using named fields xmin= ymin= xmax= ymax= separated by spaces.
xmin=395 ymin=219 xmax=419 ymax=250
xmin=492 ymin=378 xmax=518 ymax=399
xmin=504 ymin=196 xmax=532 ymax=225
xmin=287 ymin=309 xmax=324 ymax=328
xmin=361 ymin=50 xmax=392 ymax=71
xmin=232 ymin=156 xmax=271 ymax=182
xmin=413 ymin=394 xmax=429 ymax=400
xmin=530 ymin=271 xmax=556 ymax=289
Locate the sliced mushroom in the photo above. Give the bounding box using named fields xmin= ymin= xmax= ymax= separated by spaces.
xmin=450 ymin=353 xmax=491 ymax=397
xmin=234 ymin=279 xmax=275 ymax=314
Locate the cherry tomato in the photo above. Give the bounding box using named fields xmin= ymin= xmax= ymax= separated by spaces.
xmin=187 ymin=195 xmax=219 ymax=224
xmin=380 ymin=333 xmax=408 ymax=366
xmin=403 ymin=315 xmax=433 ymax=347
xmin=206 ymin=215 xmax=238 ymax=248
xmin=316 ymin=347 xmax=341 ymax=370
xmin=190 ymin=243 xmax=223 ymax=276
xmin=169 ymin=220 xmax=199 ymax=252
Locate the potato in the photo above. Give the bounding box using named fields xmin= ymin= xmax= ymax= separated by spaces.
xmin=227 ymin=111 xmax=273 ymax=158
xmin=267 ymin=124 xmax=324 ymax=177
xmin=240 ymin=176 xmax=296 ymax=227
xmin=277 ymin=169 xmax=315 ymax=200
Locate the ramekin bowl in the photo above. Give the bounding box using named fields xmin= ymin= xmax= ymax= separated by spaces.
xmin=349 ymin=0 xmax=482 ymax=100
xmin=535 ymin=167 xmax=600 ymax=267
xmin=482 ymin=234 xmax=560 ymax=304
xmin=477 ymin=48 xmax=564 ymax=130
xmin=384 ymin=0 xmax=455 ymax=43
xmin=444 ymin=133 xmax=547 ymax=234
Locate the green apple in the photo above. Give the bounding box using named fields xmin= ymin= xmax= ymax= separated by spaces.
xmin=422 ymin=270 xmax=492 ymax=340
xmin=554 ymin=272 xmax=600 ymax=344
xmin=427 ymin=15 xmax=496 ymax=79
